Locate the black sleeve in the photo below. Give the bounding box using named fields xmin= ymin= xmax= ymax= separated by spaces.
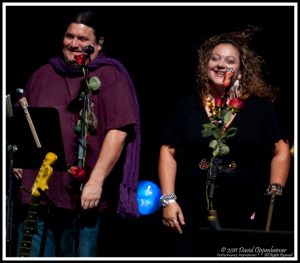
xmin=162 ymin=95 xmax=194 ymax=148
xmin=262 ymin=99 xmax=286 ymax=144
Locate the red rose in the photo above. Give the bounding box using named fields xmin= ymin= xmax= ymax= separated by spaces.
xmin=74 ymin=54 xmax=91 ymax=67
xmin=214 ymin=98 xmax=224 ymax=108
xmin=74 ymin=54 xmax=84 ymax=66
xmin=68 ymin=165 xmax=86 ymax=182
xmin=228 ymin=98 xmax=244 ymax=113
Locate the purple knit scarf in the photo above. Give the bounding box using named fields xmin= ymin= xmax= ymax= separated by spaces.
xmin=49 ymin=54 xmax=141 ymax=218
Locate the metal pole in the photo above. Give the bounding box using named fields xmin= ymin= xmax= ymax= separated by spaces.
xmin=6 ymin=144 xmax=18 ymax=256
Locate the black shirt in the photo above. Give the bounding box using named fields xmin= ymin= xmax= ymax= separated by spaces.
xmin=162 ymin=93 xmax=284 ymax=229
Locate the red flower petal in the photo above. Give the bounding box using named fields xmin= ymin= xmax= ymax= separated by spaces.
xmin=68 ymin=165 xmax=86 ymax=181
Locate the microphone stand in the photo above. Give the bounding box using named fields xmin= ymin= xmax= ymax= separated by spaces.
xmin=6 ymin=144 xmax=18 ymax=256
xmin=77 ymin=68 xmax=89 ymax=169
xmin=206 ymin=157 xmax=221 ymax=230
xmin=77 ymin=53 xmax=91 ymax=178
xmin=74 ymin=53 xmax=90 ymax=256
xmin=205 ymin=72 xmax=233 ymax=231
xmin=207 ymin=157 xmax=220 ymax=200
xmin=265 ymin=185 xmax=278 ymax=232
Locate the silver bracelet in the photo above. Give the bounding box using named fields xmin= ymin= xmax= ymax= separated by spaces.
xmin=265 ymin=184 xmax=283 ymax=196
xmin=160 ymin=193 xmax=177 ymax=207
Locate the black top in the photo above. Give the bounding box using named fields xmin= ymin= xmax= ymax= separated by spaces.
xmin=162 ymin=93 xmax=284 ymax=229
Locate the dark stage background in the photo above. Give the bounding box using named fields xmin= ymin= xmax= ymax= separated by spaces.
xmin=5 ymin=5 xmax=295 ymax=257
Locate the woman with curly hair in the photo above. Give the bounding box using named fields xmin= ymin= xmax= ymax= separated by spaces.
xmin=158 ymin=26 xmax=291 ymax=256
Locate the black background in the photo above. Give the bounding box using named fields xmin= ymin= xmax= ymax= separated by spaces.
xmin=5 ymin=4 xmax=295 ymax=181
xmin=4 ymin=4 xmax=295 ymax=257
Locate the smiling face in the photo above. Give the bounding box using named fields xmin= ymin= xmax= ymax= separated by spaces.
xmin=62 ymin=22 xmax=101 ymax=65
xmin=207 ymin=43 xmax=240 ymax=89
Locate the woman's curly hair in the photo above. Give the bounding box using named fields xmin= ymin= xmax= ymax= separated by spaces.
xmin=196 ymin=26 xmax=278 ymax=102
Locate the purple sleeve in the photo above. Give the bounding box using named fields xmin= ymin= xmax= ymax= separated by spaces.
xmin=100 ymin=66 xmax=136 ymax=131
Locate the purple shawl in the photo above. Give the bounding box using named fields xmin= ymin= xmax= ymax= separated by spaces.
xmin=49 ymin=54 xmax=141 ymax=219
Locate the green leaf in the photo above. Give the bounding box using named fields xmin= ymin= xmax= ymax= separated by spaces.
xmin=213 ymin=147 xmax=220 ymax=157
xmin=223 ymin=111 xmax=233 ymax=125
xmin=88 ymin=76 xmax=101 ymax=91
xmin=209 ymin=140 xmax=220 ymax=157
xmin=209 ymin=139 xmax=218 ymax=149
xmin=202 ymin=123 xmax=215 ymax=137
xmin=210 ymin=140 xmax=230 ymax=157
xmin=219 ymin=143 xmax=230 ymax=156
xmin=74 ymin=122 xmax=81 ymax=133
xmin=220 ymin=109 xmax=227 ymax=118
xmin=212 ymin=128 xmax=223 ymax=139
xmin=203 ymin=123 xmax=215 ymax=130
xmin=225 ymin=127 xmax=237 ymax=138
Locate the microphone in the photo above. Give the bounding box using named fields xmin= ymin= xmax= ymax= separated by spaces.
xmin=223 ymin=67 xmax=234 ymax=87
xmin=83 ymin=44 xmax=95 ymax=55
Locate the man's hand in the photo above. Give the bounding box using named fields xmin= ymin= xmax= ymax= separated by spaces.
xmin=13 ymin=168 xmax=23 ymax=179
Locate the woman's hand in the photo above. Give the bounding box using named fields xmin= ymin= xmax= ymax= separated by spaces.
xmin=162 ymin=201 xmax=185 ymax=234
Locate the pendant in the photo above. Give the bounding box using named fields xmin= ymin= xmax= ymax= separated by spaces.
xmin=199 ymin=159 xmax=209 ymax=170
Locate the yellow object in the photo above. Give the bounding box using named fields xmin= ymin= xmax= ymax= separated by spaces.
xmin=290 ymin=145 xmax=294 ymax=157
xmin=31 ymin=152 xmax=58 ymax=196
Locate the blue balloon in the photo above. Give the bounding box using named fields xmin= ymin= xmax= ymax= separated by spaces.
xmin=136 ymin=180 xmax=162 ymax=215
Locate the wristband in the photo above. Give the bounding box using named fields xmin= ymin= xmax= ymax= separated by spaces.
xmin=160 ymin=193 xmax=177 ymax=207
xmin=265 ymin=184 xmax=283 ymax=196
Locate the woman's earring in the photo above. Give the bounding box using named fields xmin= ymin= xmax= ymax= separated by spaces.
xmin=229 ymin=78 xmax=240 ymax=98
